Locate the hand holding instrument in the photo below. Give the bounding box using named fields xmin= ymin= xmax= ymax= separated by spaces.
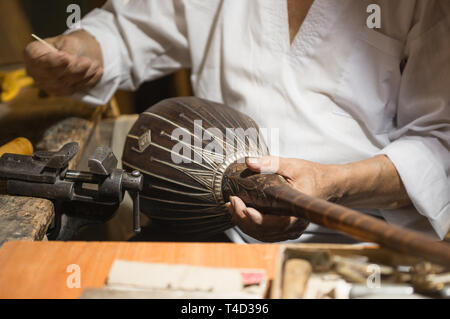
xmin=122 ymin=97 xmax=450 ymax=267
xmin=0 ymin=142 xmax=143 ymax=239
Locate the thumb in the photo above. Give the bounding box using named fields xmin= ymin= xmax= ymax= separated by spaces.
xmin=245 ymin=156 xmax=288 ymax=175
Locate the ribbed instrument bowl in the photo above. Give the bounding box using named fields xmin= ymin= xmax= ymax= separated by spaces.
xmin=122 ymin=97 xmax=269 ymax=236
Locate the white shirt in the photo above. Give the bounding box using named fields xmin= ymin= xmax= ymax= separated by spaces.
xmin=74 ymin=0 xmax=450 ymax=241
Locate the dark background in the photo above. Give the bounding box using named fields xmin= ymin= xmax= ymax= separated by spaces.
xmin=20 ymin=0 xmax=106 ymax=38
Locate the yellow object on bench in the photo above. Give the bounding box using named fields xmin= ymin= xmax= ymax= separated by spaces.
xmin=0 ymin=68 xmax=34 ymax=102
xmin=0 ymin=137 xmax=33 ymax=157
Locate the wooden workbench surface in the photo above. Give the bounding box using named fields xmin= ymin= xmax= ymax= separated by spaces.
xmin=0 ymin=241 xmax=280 ymax=299
xmin=0 ymin=196 xmax=54 ymax=246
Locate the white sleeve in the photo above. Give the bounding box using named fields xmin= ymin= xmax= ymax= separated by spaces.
xmin=378 ymin=1 xmax=450 ymax=239
xmin=69 ymin=0 xmax=190 ymax=105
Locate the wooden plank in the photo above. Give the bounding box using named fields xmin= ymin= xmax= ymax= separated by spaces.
xmin=0 ymin=241 xmax=280 ymax=299
xmin=36 ymin=117 xmax=94 ymax=170
xmin=0 ymin=196 xmax=54 ymax=246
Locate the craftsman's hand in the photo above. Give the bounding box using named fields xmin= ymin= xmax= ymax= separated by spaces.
xmin=227 ymin=156 xmax=339 ymax=242
xmin=24 ymin=30 xmax=103 ymax=96
xmin=227 ymin=154 xmax=412 ymax=242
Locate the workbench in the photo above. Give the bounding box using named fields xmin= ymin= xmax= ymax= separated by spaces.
xmin=0 ymin=73 xmax=102 ymax=246
xmin=0 ymin=241 xmax=280 ymax=299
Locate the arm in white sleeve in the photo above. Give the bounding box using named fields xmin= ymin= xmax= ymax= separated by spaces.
xmin=71 ymin=0 xmax=191 ymax=105
xmin=378 ymin=1 xmax=450 ymax=239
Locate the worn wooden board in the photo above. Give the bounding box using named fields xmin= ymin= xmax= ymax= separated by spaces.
xmin=0 ymin=196 xmax=54 ymax=246
xmin=0 ymin=241 xmax=280 ymax=299
xmin=36 ymin=117 xmax=94 ymax=170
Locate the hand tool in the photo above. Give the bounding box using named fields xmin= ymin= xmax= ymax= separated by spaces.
xmin=0 ymin=142 xmax=143 ymax=240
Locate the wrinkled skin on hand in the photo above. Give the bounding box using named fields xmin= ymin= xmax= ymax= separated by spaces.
xmin=226 ymin=156 xmax=338 ymax=242
xmin=226 ymin=154 xmax=411 ymax=242
xmin=24 ymin=30 xmax=103 ymax=96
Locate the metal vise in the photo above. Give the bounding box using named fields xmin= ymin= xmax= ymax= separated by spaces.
xmin=0 ymin=142 xmax=143 ymax=240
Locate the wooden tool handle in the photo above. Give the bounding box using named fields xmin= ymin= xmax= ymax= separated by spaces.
xmin=282 ymin=259 xmax=312 ymax=299
xmin=223 ymin=163 xmax=450 ymax=267
xmin=0 ymin=138 xmax=33 ymax=157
